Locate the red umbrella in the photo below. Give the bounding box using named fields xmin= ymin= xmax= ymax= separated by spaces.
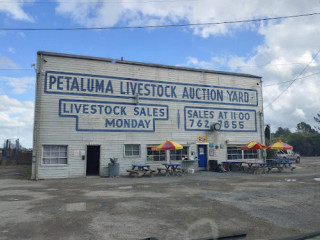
xmin=268 ymin=140 xmax=293 ymax=150
xmin=241 ymin=141 xmax=267 ymax=150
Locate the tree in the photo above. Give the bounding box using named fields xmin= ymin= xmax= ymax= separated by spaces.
xmin=274 ymin=127 xmax=291 ymax=141
xmin=271 ymin=123 xmax=320 ymax=156
xmin=288 ymin=133 xmax=313 ymax=156
xmin=297 ymin=122 xmax=317 ymax=134
xmin=315 ymin=113 xmax=320 ymax=131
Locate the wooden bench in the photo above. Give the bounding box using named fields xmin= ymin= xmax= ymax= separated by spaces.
xmin=157 ymin=168 xmax=169 ymax=176
xmin=266 ymin=164 xmax=295 ymax=173
xmin=145 ymin=169 xmax=156 ymax=177
xmin=127 ymin=169 xmax=155 ymax=178
xmin=127 ymin=169 xmax=138 ymax=177
xmin=127 ymin=169 xmax=139 ymax=178
xmin=176 ymin=167 xmax=188 ymax=175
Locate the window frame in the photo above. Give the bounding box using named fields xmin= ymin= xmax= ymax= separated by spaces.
xmin=227 ymin=146 xmax=243 ymax=160
xmin=42 ymin=145 xmax=68 ymax=166
xmin=243 ymin=149 xmax=258 ymax=159
xmin=146 ymin=145 xmax=189 ymax=162
xmin=124 ymin=144 xmax=141 ymax=157
xmin=170 ymin=146 xmax=189 ymax=161
xmin=227 ymin=145 xmax=258 ymax=161
xmin=146 ymin=146 xmax=166 ymax=162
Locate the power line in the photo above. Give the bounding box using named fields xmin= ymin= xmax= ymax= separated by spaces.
xmin=1 ymin=61 xmax=318 ymax=72
xmin=192 ymin=61 xmax=313 ymax=70
xmin=1 ymin=12 xmax=320 ymax=31
xmin=0 ymin=68 xmax=33 ymax=71
xmin=265 ymin=48 xmax=320 ymax=109
xmin=263 ymin=71 xmax=320 ymax=87
xmin=239 ymin=62 xmax=308 ymax=68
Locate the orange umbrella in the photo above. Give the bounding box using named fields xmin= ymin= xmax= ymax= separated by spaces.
xmin=268 ymin=140 xmax=293 ymax=150
xmin=241 ymin=141 xmax=267 ymax=150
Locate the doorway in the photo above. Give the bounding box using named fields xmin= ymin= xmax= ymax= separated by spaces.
xmin=198 ymin=145 xmax=208 ymax=168
xmin=86 ymin=145 xmax=100 ymax=175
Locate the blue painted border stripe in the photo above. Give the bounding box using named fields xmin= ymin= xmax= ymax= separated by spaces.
xmin=45 ymin=71 xmax=259 ymax=107
xmin=59 ymin=99 xmax=169 ymax=132
xmin=184 ymin=106 xmax=257 ymax=132
xmin=177 ymin=110 xmax=180 ymax=129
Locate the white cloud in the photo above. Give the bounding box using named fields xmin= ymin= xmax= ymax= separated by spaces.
xmin=52 ymin=0 xmax=320 ymax=133
xmin=55 ymin=0 xmax=320 ymax=38
xmin=0 ymin=57 xmax=19 ymax=69
xmin=0 ymin=95 xmax=34 ymax=148
xmin=174 ymin=4 xmax=320 ymax=132
xmin=0 ymin=1 xmax=33 ymax=22
xmin=179 ymin=57 xmax=216 ymax=69
xmin=0 ymin=76 xmax=35 ymax=94
xmin=8 ymin=47 xmax=15 ymax=53
xmin=56 ymin=0 xmax=123 ymax=27
xmin=240 ymin=17 xmax=320 ymax=131
xmin=18 ymin=32 xmax=26 ymax=38
xmin=294 ymin=108 xmax=306 ymax=119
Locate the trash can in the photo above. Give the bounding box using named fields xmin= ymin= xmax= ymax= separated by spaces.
xmin=100 ymin=167 xmax=109 ymax=177
xmin=209 ymin=160 xmax=219 ymax=172
xmin=108 ymin=158 xmax=119 ymax=177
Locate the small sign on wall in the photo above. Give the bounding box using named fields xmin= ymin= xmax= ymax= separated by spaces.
xmin=74 ymin=150 xmax=79 ymax=157
xmin=197 ymin=135 xmax=208 ymax=143
xmin=199 ymin=147 xmax=205 ymax=154
xmin=209 ymin=148 xmax=214 ymax=156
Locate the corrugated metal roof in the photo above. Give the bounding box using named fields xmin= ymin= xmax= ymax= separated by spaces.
xmin=37 ymin=51 xmax=261 ymax=79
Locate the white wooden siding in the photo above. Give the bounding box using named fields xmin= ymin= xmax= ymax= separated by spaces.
xmin=32 ymin=52 xmax=264 ymax=179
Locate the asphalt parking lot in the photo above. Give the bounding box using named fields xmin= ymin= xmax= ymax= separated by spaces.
xmin=0 ymin=157 xmax=320 ymax=240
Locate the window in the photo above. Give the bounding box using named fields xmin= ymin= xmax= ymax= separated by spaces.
xmin=147 ymin=147 xmax=166 ymax=161
xmin=227 ymin=146 xmax=243 ymax=160
xmin=124 ymin=144 xmax=140 ymax=157
xmin=170 ymin=147 xmax=189 ymax=160
xmin=244 ymin=149 xmax=258 ymax=159
xmin=42 ymin=145 xmax=67 ymax=164
xmin=227 ymin=146 xmax=258 ymax=160
xmin=146 ymin=146 xmax=188 ymax=161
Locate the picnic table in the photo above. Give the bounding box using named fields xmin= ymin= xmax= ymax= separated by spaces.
xmin=222 ymin=159 xmax=295 ymax=174
xmin=266 ymin=158 xmax=295 ymax=172
xmin=161 ymin=163 xmax=182 ymax=176
xmin=244 ymin=162 xmax=268 ymax=174
xmin=222 ymin=161 xmax=245 ymax=171
xmin=127 ymin=164 xmax=155 ymax=177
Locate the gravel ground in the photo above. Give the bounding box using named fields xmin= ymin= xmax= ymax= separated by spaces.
xmin=0 ymin=158 xmax=319 ymax=240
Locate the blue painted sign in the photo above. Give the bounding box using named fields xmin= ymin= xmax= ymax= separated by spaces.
xmin=59 ymin=99 xmax=169 ymax=132
xmin=184 ymin=106 xmax=257 ymax=132
xmin=45 ymin=71 xmax=258 ymax=106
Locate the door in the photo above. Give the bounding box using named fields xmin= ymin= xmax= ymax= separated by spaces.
xmin=86 ymin=145 xmax=100 ymax=175
xmin=198 ymin=145 xmax=207 ymax=168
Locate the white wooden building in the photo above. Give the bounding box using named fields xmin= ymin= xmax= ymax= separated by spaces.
xmin=32 ymin=51 xmax=265 ymax=179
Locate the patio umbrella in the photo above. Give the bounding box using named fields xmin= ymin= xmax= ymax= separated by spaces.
xmin=241 ymin=141 xmax=267 ymax=150
xmin=156 ymin=139 xmax=183 ymax=151
xmin=156 ymin=139 xmax=183 ymax=164
xmin=241 ymin=141 xmax=267 ymax=163
xmin=268 ymin=140 xmax=293 ymax=150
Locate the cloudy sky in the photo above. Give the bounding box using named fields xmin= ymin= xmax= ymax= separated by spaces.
xmin=1 ymin=0 xmax=320 ymax=148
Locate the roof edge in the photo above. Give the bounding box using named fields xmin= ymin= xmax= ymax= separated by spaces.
xmin=37 ymin=51 xmax=262 ymax=79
